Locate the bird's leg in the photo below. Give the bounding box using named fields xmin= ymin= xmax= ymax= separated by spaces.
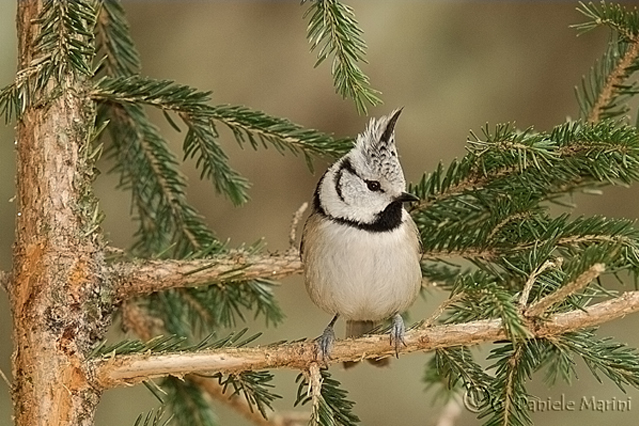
xmin=390 ymin=313 xmax=406 ymax=357
xmin=316 ymin=314 xmax=339 ymax=362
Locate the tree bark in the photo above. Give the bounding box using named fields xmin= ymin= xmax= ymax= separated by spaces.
xmin=9 ymin=1 xmax=111 ymax=425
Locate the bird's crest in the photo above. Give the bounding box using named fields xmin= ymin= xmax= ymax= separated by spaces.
xmin=352 ymin=108 xmax=404 ymax=182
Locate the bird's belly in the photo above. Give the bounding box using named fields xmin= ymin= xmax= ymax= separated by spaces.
xmin=304 ymin=222 xmax=421 ymax=321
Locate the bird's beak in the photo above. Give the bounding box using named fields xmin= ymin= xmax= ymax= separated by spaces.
xmin=396 ymin=192 xmax=420 ymax=203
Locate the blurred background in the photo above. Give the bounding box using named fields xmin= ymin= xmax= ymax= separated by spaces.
xmin=2 ymin=1 xmax=639 ymax=425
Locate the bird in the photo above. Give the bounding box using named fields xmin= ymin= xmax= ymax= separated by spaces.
xmin=300 ymin=108 xmax=422 ymax=366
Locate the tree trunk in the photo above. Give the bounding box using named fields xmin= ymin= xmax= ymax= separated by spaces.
xmin=9 ymin=1 xmax=111 ymax=424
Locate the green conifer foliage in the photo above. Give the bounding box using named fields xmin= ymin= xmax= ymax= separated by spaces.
xmin=4 ymin=1 xmax=639 ymax=425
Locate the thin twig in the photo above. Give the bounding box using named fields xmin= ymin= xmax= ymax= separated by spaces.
xmin=422 ymin=293 xmax=465 ymax=328
xmin=502 ymin=343 xmax=524 ymax=426
xmin=308 ymin=363 xmax=322 ymax=423
xmin=0 ymin=367 xmax=11 ymax=388
xmin=526 ymin=263 xmax=605 ymax=317
xmin=518 ymin=259 xmax=560 ymax=312
xmin=289 ymin=202 xmax=308 ymax=251
xmin=93 ymin=290 xmax=639 ymax=389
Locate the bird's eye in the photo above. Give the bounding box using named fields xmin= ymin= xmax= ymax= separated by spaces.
xmin=366 ymin=180 xmax=381 ymax=192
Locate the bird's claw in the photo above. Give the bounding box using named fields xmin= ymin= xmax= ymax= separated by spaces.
xmin=390 ymin=314 xmax=406 ymax=358
xmin=316 ymin=325 xmax=335 ymax=363
xmin=315 ymin=315 xmax=338 ymax=363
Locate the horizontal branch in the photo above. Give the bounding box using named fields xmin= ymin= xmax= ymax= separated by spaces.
xmin=110 ymin=247 xmax=479 ymax=301
xmin=111 ymin=250 xmax=302 ymax=301
xmin=93 ymin=290 xmax=639 ymax=389
xmin=109 ymin=243 xmax=620 ymax=302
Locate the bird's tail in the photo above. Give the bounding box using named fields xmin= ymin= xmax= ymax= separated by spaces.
xmin=344 ymin=320 xmax=390 ymax=369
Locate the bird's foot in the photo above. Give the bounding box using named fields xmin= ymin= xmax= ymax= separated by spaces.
xmin=315 ymin=315 xmax=338 ymax=363
xmin=390 ymin=313 xmax=406 ymax=358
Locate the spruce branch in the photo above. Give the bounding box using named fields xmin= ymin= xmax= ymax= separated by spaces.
xmin=94 ymin=290 xmax=639 ymax=389
xmin=33 ymin=0 xmax=96 ymax=79
xmin=93 ymin=76 xmax=353 ymax=163
xmin=216 ymin=371 xmax=281 ymax=420
xmin=164 ymin=376 xmax=218 ymax=426
xmin=104 ymin=103 xmax=219 ymax=256
xmin=0 ymin=75 xmax=35 ymax=124
xmin=574 ymin=1 xmax=639 ymax=40
xmin=132 ymin=407 xmax=172 ymax=426
xmin=95 ymin=1 xmax=207 ymax=256
xmin=0 ymin=0 xmax=98 ymax=123
xmin=425 ymin=346 xmax=492 ymax=399
xmin=573 ymin=2 xmax=639 ymax=122
xmin=95 ymin=0 xmax=141 ymax=77
xmin=302 ymin=0 xmax=382 ymax=114
xmin=0 ymin=81 xmax=19 ymax=124
xmin=93 ymin=2 xmax=286 ymax=341
xmin=208 ymin=104 xmax=353 ymax=161
xmin=190 ymin=375 xmax=306 ymax=426
xmin=295 ymin=364 xmax=360 ymax=426
xmin=557 ymin=330 xmax=639 ymax=391
xmin=182 ymin=113 xmax=251 ymax=206
xmin=119 ymin=297 xmax=289 ymax=426
xmin=423 ymin=293 xmax=466 ymax=328
xmin=148 ymin=278 xmax=283 ymax=337
xmin=95 ymin=77 xmax=250 ymax=206
xmin=411 ymin=120 xmax=639 ymax=214
xmin=410 ymin=121 xmax=639 ymax=264
xmin=540 ymin=338 xmax=578 ymax=386
xmin=481 ymin=342 xmax=532 ymax=426
xmin=103 ymin=101 xmax=271 ymax=337
xmin=578 ymin=38 xmax=639 ymax=123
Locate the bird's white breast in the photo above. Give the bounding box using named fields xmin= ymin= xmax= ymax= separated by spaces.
xmin=303 ymin=211 xmax=422 ymax=321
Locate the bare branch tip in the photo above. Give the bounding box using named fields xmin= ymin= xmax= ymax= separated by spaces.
xmin=289 ymin=202 xmax=309 ymax=250
xmin=518 ymin=259 xmax=560 ymax=312
xmin=527 ymin=262 xmax=605 ymax=318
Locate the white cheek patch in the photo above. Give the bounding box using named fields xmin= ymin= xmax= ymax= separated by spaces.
xmin=316 ymin=109 xmax=409 ymax=226
xmin=323 ymin=171 xmax=393 ymax=224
